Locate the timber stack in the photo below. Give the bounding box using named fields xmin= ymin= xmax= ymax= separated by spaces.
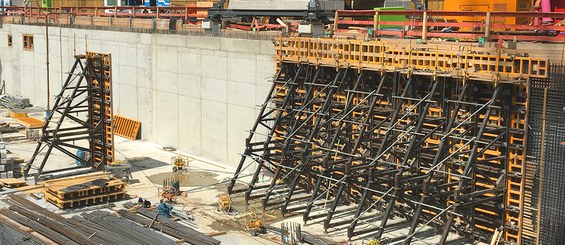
xmin=43 ymin=173 xmax=127 ymax=209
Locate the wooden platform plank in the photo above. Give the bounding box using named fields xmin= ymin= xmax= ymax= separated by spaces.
xmin=44 ymin=172 xmax=111 ymax=185
xmin=44 ymin=190 xmax=127 ymax=209
xmin=0 ymin=178 xmax=27 ymax=188
xmin=45 ymin=179 xmax=126 ymax=200
xmin=15 ymin=116 xmax=44 ymax=129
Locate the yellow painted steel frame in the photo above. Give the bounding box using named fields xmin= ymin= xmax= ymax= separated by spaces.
xmin=275 ymin=37 xmax=548 ymax=82
xmin=87 ymin=52 xmax=115 ymax=166
xmin=113 ymin=115 xmax=141 ymax=140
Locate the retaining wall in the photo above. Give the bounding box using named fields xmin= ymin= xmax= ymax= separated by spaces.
xmin=0 ymin=24 xmax=275 ymax=167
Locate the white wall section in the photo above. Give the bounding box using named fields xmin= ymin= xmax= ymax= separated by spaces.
xmin=0 ymin=24 xmax=275 ymax=167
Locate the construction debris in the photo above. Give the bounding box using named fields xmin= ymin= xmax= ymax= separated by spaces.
xmin=8 ymin=110 xmax=44 ymax=129
xmin=0 ymin=95 xmax=32 ymax=110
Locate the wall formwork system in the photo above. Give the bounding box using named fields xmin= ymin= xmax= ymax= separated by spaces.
xmin=25 ymin=52 xmax=115 ymax=177
xmin=228 ymin=37 xmax=564 ymax=244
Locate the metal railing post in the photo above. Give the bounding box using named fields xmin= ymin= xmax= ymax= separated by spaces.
xmin=333 ymin=10 xmax=338 ymax=34
xmin=485 ymin=12 xmax=491 ymax=41
xmin=373 ymin=11 xmax=379 ymax=38
xmin=422 ymin=11 xmax=427 ymax=42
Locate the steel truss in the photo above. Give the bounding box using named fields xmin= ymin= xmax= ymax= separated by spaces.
xmin=228 ymin=61 xmax=525 ymax=243
xmin=25 ymin=53 xmax=114 ymax=176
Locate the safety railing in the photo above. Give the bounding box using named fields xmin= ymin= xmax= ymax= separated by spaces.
xmin=334 ymin=10 xmax=565 ymax=42
xmin=276 ymin=37 xmax=549 ymax=80
xmin=2 ymin=7 xmax=565 ymax=42
xmin=0 ymin=6 xmax=209 ymax=19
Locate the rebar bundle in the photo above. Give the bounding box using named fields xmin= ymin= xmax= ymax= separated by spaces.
xmin=1 ymin=195 xmax=220 ymax=245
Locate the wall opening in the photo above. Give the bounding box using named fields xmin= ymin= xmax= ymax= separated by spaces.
xmin=23 ymin=34 xmax=33 ymax=50
xmin=7 ymin=35 xmax=12 ymax=47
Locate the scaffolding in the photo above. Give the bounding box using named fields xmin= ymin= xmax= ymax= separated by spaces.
xmin=228 ymin=37 xmax=552 ymax=244
xmin=25 ymin=52 xmax=114 ymax=177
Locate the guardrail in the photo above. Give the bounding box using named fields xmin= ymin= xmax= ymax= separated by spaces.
xmin=334 ymin=10 xmax=565 ymax=42
xmin=2 ymin=7 xmax=565 ymax=42
xmin=0 ymin=6 xmax=209 ymax=19
xmin=276 ymin=37 xmax=549 ymax=80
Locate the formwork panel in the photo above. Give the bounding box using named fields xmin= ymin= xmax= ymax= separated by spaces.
xmin=230 ymin=37 xmax=557 ymax=245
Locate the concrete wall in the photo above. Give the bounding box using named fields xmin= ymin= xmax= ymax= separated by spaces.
xmin=0 ymin=24 xmax=275 ymax=167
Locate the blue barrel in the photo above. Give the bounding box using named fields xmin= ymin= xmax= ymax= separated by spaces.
xmin=76 ymin=149 xmax=86 ymax=166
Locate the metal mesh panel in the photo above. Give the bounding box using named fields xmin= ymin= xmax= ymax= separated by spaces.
xmin=528 ymin=64 xmax=565 ymax=245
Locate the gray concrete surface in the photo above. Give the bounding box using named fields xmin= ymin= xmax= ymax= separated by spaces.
xmin=0 ymin=24 xmax=275 ymax=168
xmin=0 ymin=135 xmax=281 ymax=244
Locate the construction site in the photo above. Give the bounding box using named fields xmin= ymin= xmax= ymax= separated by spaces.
xmin=0 ymin=0 xmax=564 ymax=244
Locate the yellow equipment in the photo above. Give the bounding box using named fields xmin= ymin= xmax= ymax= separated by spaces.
xmin=363 ymin=237 xmax=390 ymax=245
xmin=160 ymin=178 xmax=180 ymax=203
xmin=217 ymin=193 xmax=232 ymax=212
xmin=161 ymin=189 xmax=177 ymax=203
xmin=171 ymin=156 xmax=189 ymax=172
xmin=242 ymin=212 xmax=266 ymax=236
xmin=441 ymin=0 xmax=532 ymax=29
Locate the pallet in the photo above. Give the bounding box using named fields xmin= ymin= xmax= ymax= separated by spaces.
xmin=42 ymin=172 xmax=127 ymax=209
xmin=45 ymin=178 xmax=126 ymax=200
xmin=44 ymin=190 xmax=127 ymax=209
xmin=0 ymin=178 xmax=27 ymax=188
xmin=43 ymin=172 xmax=111 ymax=185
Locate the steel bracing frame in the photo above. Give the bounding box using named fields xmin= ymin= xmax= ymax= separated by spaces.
xmin=25 ymin=53 xmax=114 ymax=176
xmin=228 ymin=59 xmax=526 ymax=243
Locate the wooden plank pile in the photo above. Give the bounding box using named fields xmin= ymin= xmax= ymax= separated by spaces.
xmin=43 ymin=173 xmax=126 ymax=209
xmin=0 ymin=178 xmax=27 ymax=188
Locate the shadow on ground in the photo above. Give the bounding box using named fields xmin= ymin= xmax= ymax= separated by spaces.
xmin=127 ymin=157 xmax=169 ymax=173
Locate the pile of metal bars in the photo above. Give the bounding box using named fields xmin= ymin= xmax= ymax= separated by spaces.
xmin=0 ymin=195 xmax=220 ymax=245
